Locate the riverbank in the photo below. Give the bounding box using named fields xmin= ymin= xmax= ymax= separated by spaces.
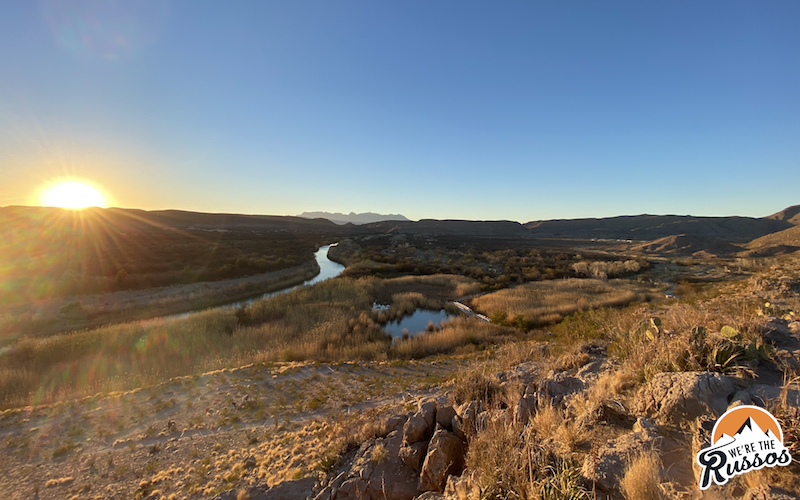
xmin=0 ymin=260 xmax=320 ymax=343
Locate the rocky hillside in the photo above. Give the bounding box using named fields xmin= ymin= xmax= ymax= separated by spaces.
xmin=525 ymin=214 xmax=791 ymax=242
xmin=767 ymin=205 xmax=800 ymax=226
xmin=747 ymin=226 xmax=800 ymax=255
xmin=632 ymin=234 xmax=743 ymax=257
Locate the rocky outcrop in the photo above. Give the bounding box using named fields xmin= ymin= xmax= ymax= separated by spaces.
xmin=403 ymin=401 xmax=437 ymax=445
xmin=325 ymin=431 xmax=420 ymax=500
xmin=418 ymin=426 xmax=465 ymax=492
xmin=313 ymin=400 xmax=468 ymax=500
xmin=634 ymin=372 xmax=737 ymax=426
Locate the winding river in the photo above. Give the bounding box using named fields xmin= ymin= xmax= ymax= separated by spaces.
xmin=170 ymin=244 xmax=345 ymax=318
xmin=224 ymin=244 xmax=345 ymax=309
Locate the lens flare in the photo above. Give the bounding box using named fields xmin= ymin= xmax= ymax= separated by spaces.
xmin=40 ymin=180 xmax=107 ymax=209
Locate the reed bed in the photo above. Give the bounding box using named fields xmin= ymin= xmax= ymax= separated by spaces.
xmin=470 ymin=278 xmax=650 ymax=327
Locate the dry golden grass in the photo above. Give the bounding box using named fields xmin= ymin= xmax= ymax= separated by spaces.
xmin=533 ymin=401 xmax=563 ymax=438
xmin=465 ymin=419 xmax=589 ymax=500
xmin=620 ymin=451 xmax=663 ymax=500
xmin=471 ymin=278 xmax=650 ymax=328
xmin=0 ymin=273 xmax=498 ymax=408
xmin=391 ymin=317 xmax=514 ymax=360
xmin=609 ymin=297 xmax=767 ymax=383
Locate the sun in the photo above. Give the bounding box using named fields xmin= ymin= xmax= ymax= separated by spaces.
xmin=40 ymin=180 xmax=108 ymax=209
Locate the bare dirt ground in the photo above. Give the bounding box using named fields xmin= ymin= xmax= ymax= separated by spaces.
xmin=0 ymin=356 xmax=470 ymax=500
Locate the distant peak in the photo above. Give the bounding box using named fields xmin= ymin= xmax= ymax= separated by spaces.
xmin=298 ymin=211 xmax=411 ymax=225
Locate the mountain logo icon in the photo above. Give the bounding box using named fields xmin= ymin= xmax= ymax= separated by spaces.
xmin=697 ymin=405 xmax=791 ymax=489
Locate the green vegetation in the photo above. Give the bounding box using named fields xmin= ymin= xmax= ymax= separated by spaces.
xmin=337 ymin=234 xmax=648 ymax=289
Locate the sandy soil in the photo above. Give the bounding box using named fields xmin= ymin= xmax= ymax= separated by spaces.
xmin=0 ymin=356 xmax=467 ymax=499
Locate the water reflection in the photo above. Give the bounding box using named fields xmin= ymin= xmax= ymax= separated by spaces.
xmin=383 ymin=309 xmax=456 ymax=338
xmin=223 ymin=244 xmax=344 ymax=309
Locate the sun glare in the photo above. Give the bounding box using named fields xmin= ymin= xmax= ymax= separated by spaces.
xmin=40 ymin=181 xmax=107 ymax=209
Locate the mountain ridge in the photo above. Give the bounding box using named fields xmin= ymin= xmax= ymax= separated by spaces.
xmin=298 ymin=211 xmax=411 ymax=225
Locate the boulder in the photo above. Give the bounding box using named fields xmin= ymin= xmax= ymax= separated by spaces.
xmin=419 ymin=427 xmax=466 ymax=492
xmin=634 ymin=372 xmax=736 ymax=426
xmin=575 ymin=359 xmax=609 ymax=381
xmin=420 ymin=401 xmax=437 ymax=427
xmin=386 ymin=414 xmax=408 ymax=433
xmin=403 ymin=412 xmax=429 ymax=445
xmin=398 ymin=441 xmax=428 ymax=472
xmin=749 ymin=384 xmax=800 ymax=407
xmin=435 ymin=405 xmax=457 ymax=431
xmin=338 ymin=478 xmax=368 ymax=500
xmin=513 ymin=396 xmax=531 ymax=426
xmin=403 ymin=401 xmax=437 ymax=445
xmin=332 ymin=430 xmax=420 ymax=500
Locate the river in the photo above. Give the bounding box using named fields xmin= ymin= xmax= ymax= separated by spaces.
xmin=171 ymin=243 xmax=345 ymax=317
xmin=225 ymin=244 xmax=345 ymax=308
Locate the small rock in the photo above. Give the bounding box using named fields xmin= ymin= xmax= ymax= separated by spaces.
xmin=633 ymin=417 xmax=656 ymax=433
xmin=244 ymin=455 xmax=257 ymax=468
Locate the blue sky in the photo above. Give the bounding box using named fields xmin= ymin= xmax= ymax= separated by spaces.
xmin=1 ymin=1 xmax=798 ymax=222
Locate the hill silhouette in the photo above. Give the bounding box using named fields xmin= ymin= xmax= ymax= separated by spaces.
xmin=362 ymin=219 xmax=530 ymax=236
xmin=524 ymin=214 xmax=790 ymax=241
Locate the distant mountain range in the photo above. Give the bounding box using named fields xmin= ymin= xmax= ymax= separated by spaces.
xmin=298 ymin=212 xmax=411 ymax=225
xmin=3 ymin=204 xmax=800 ymax=258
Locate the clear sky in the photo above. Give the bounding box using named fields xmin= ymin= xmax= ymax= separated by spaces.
xmin=1 ymin=1 xmax=798 ymax=222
